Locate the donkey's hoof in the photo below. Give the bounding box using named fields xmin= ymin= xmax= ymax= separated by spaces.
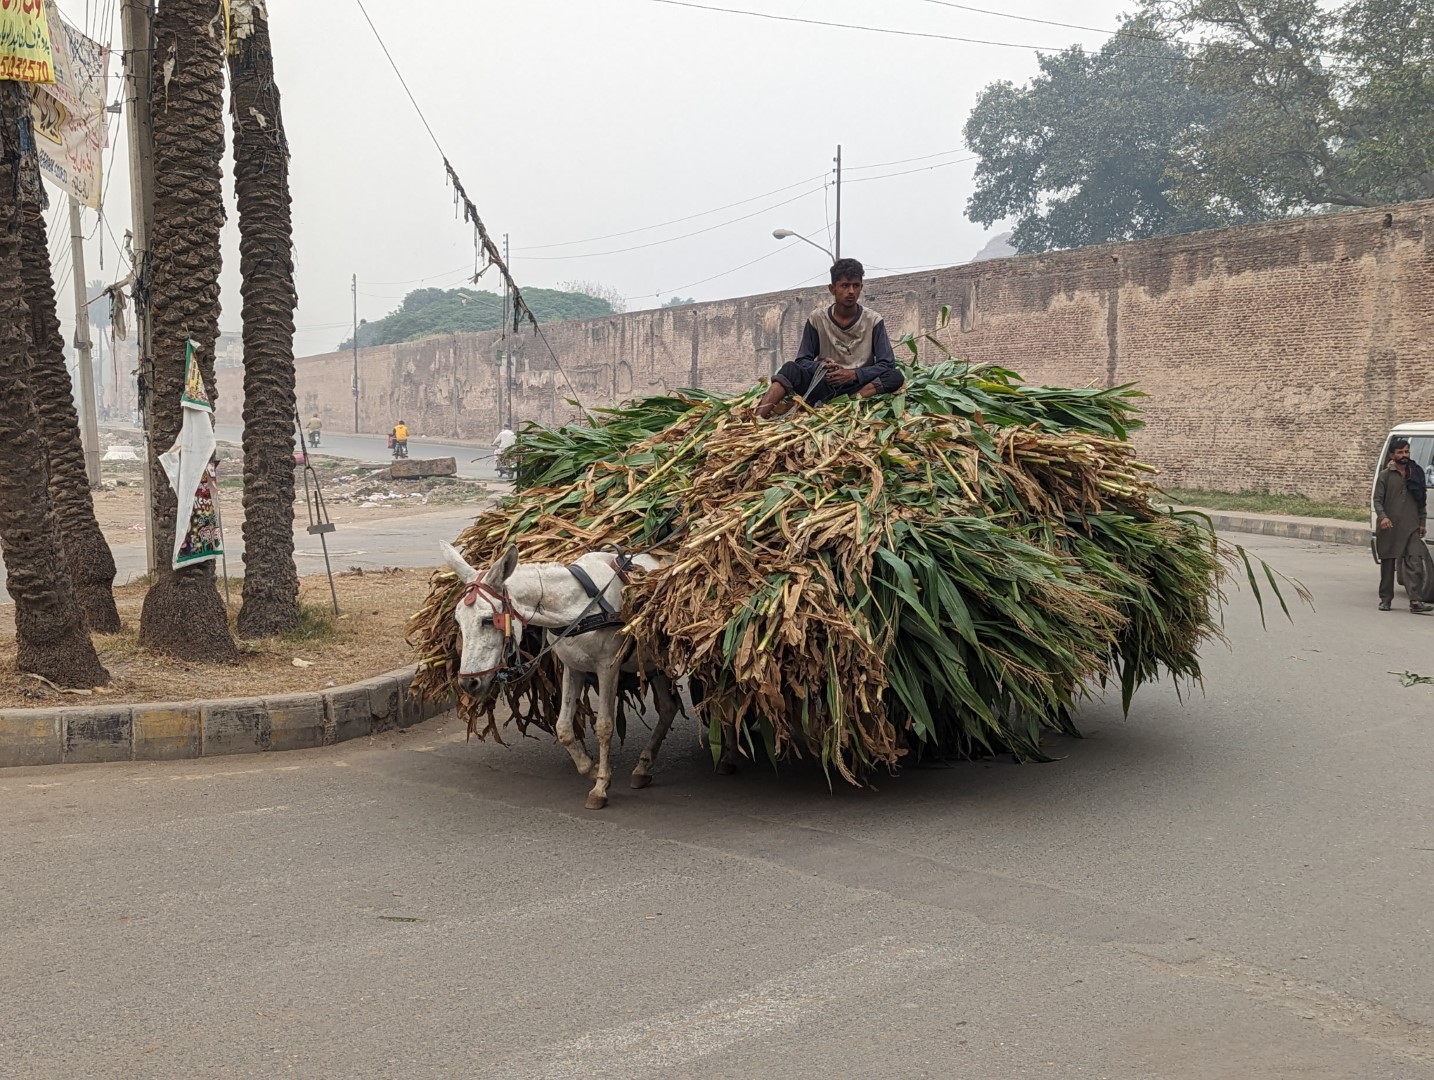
xmin=716 ymin=760 xmax=737 ymax=776
xmin=584 ymin=793 xmax=609 ymax=811
xmin=629 ymin=772 xmax=653 ymax=789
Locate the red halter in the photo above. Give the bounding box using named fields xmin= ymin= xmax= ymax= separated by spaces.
xmin=458 ymin=580 xmax=526 ymax=679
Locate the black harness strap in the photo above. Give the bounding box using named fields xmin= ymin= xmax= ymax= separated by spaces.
xmin=558 ymin=563 xmax=626 ymax=638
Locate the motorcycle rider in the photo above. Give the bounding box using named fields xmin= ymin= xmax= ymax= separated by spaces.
xmin=492 ymin=423 xmax=516 ymax=478
xmin=306 ymin=413 xmax=322 ymax=448
xmin=392 ymin=419 xmax=409 ymax=458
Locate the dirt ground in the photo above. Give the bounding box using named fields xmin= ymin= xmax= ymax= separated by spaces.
xmin=0 ymin=569 xmax=437 ymax=709
xmin=92 ymin=434 xmax=497 ymax=548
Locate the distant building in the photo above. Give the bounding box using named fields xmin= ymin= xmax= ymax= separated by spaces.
xmin=971 ymin=231 xmax=1017 ymax=263
xmin=214 ymin=331 xmax=244 ymax=369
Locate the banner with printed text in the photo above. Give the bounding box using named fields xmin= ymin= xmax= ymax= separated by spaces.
xmin=0 ymin=0 xmax=54 ymax=84
xmin=32 ymin=0 xmax=106 ymax=208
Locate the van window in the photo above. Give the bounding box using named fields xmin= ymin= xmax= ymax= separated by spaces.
xmin=1384 ymin=436 xmax=1434 ymax=473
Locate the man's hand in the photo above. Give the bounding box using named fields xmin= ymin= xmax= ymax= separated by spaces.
xmin=821 ymin=358 xmax=857 ymax=388
xmin=1379 ymin=516 xmax=1393 ymax=530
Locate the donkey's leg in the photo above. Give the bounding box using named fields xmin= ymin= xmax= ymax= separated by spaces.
xmin=631 ymin=670 xmax=678 ymax=789
xmin=555 ymin=665 xmax=594 ymax=778
xmin=585 ymin=664 xmax=619 ymax=810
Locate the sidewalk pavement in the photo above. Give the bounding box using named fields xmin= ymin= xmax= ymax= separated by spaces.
xmin=1174 ymin=507 xmax=1369 ymax=549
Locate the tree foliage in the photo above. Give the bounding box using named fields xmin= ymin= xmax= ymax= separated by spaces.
xmin=965 ymin=0 xmax=1434 ymax=252
xmin=1163 ymin=0 xmax=1434 ymax=211
xmin=340 ymin=286 xmax=617 ymax=350
xmin=965 ymin=18 xmax=1243 ymax=252
xmin=661 ymin=296 xmax=695 ymax=308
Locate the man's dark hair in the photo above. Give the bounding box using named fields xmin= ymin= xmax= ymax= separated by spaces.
xmin=830 ymin=258 xmax=864 ymax=284
xmin=1391 ymin=437 xmax=1411 ymax=451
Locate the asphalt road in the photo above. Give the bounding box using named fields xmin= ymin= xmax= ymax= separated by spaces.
xmin=215 ymin=424 xmax=504 ymax=482
xmin=5 ymin=535 xmax=1434 ymax=1078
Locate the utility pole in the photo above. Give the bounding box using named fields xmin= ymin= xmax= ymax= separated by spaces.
xmin=501 ymin=232 xmax=512 ymax=429
xmin=833 ymin=144 xmax=842 ymax=261
xmin=67 ymin=197 xmax=101 ymax=488
xmin=121 ymin=0 xmax=157 ymax=574
xmin=351 ymin=274 xmax=359 ymax=433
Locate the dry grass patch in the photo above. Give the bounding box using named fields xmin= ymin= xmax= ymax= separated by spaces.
xmin=0 ymin=569 xmax=428 ymax=708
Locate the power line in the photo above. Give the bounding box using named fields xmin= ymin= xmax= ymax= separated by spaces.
xmin=640 ymin=0 xmax=1069 ymax=51
xmin=844 ymin=156 xmax=976 ymax=184
xmin=364 ymin=263 xmax=474 ymax=286
xmin=517 ymin=172 xmax=827 ymax=251
xmin=352 ymin=0 xmax=586 ymax=408
xmin=513 ymin=184 xmax=825 ymax=262
xmin=638 ymin=0 xmax=1348 ymax=67
xmin=626 ymin=228 xmax=825 ymax=303
xmin=844 ymin=147 xmax=967 ymax=172
xmin=910 ymin=0 xmax=1122 ymax=39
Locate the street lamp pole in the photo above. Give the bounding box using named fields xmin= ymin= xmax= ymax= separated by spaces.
xmin=833 ymin=143 xmax=841 ymax=261
xmin=772 ymin=229 xmax=834 ymax=262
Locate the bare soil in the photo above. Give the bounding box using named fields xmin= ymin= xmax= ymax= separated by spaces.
xmin=92 ymin=434 xmax=497 ymax=547
xmin=0 ymin=569 xmax=431 ymax=709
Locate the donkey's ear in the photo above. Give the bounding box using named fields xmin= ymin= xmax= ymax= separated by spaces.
xmin=482 ymin=544 xmax=520 ymax=588
xmin=440 ymin=542 xmax=480 ymax=585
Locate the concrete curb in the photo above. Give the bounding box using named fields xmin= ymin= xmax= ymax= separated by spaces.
xmin=0 ymin=666 xmax=453 ymax=770
xmin=1197 ymin=510 xmax=1369 ymax=548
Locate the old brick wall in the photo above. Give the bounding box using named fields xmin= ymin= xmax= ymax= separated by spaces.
xmin=216 ymin=199 xmax=1434 ymax=504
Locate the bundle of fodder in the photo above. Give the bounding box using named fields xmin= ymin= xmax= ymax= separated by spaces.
xmin=408 ymin=360 xmax=1299 ymax=784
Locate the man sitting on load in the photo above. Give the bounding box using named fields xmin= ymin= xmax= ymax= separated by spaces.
xmin=754 ymin=258 xmax=905 ymax=419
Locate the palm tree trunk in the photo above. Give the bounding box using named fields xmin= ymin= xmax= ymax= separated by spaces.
xmin=20 ymin=199 xmax=122 ymax=632
xmin=137 ymin=0 xmax=238 ymax=661
xmin=0 ymin=82 xmax=108 ymax=688
xmin=228 ymin=1 xmax=299 ymax=637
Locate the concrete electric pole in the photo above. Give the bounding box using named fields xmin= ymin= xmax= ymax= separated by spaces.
xmin=500 ymin=232 xmax=512 ymax=429
xmin=833 ymin=144 xmax=842 ymax=261
xmin=352 ymin=274 xmax=359 ymax=433
xmin=121 ymin=0 xmax=158 ymax=574
xmin=67 ymin=197 xmax=101 ymax=488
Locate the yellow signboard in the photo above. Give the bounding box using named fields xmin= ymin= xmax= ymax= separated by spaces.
xmin=0 ymin=0 xmax=55 ymax=84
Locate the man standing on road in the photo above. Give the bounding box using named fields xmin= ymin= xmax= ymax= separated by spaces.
xmin=754 ymin=258 xmax=905 ymax=419
xmin=1374 ymin=437 xmax=1431 ymax=613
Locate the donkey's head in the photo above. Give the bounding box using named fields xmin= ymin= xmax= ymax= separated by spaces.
xmin=442 ymin=542 xmax=522 ymax=698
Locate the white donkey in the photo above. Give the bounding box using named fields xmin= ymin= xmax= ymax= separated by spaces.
xmin=442 ymin=542 xmax=682 ymax=810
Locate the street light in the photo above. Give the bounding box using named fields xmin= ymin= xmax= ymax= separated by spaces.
xmin=772 ymin=228 xmax=834 ymax=262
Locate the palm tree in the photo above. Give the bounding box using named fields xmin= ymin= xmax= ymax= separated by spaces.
xmin=137 ymin=0 xmax=238 ymax=661
xmin=20 ymin=194 xmax=122 ymax=633
xmin=0 ymin=81 xmax=108 ymax=687
xmin=228 ymin=0 xmax=299 ymax=637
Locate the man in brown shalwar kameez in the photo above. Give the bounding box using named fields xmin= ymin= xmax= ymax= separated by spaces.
xmin=1373 ymin=437 xmax=1432 ymax=613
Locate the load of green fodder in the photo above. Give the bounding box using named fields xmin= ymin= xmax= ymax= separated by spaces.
xmin=407 ymin=359 xmax=1302 ymax=784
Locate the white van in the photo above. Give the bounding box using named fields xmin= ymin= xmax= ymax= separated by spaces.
xmin=1371 ymin=422 xmax=1434 ymax=601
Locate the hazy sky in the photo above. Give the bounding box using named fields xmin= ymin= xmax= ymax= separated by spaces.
xmin=52 ymin=0 xmax=1134 ymax=360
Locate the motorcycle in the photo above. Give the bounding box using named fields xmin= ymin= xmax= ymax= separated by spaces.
xmin=390 ymin=436 xmax=408 ymax=459
xmin=308 ymin=430 xmax=320 ymax=448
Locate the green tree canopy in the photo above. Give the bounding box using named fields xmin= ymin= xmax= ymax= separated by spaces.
xmin=964 ymin=18 xmax=1241 ymax=253
xmin=1162 ymin=0 xmax=1434 ymax=212
xmin=964 ymin=0 xmax=1434 ymax=253
xmin=340 ymin=285 xmax=616 ymax=350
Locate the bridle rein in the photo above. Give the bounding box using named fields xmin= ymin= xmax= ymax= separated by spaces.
xmin=457 ymin=579 xmax=526 ymax=681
